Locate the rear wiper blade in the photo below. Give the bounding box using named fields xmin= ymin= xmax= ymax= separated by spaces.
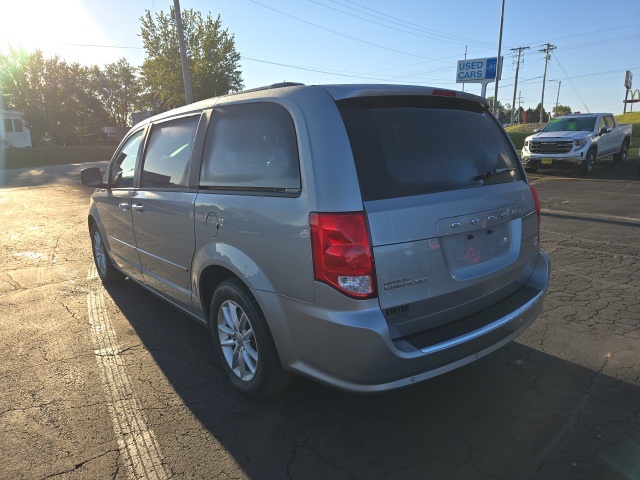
xmin=474 ymin=168 xmax=515 ymax=181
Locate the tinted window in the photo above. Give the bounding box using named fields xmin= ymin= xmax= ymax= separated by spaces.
xmin=338 ymin=97 xmax=523 ymax=201
xmin=141 ymin=115 xmax=199 ymax=188
xmin=543 ymin=116 xmax=596 ymax=132
xmin=3 ymin=119 xmax=13 ymax=132
xmin=13 ymin=119 xmax=23 ymax=132
xmin=201 ymin=103 xmax=300 ymax=190
xmin=110 ymin=130 xmax=144 ymax=188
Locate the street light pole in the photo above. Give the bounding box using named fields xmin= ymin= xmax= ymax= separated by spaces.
xmin=553 ymin=80 xmax=561 ymax=117
xmin=492 ymin=0 xmax=506 ymax=116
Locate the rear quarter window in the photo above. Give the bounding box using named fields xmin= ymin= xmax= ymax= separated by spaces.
xmin=200 ymin=102 xmax=300 ymax=191
xmin=338 ymin=96 xmax=522 ymax=201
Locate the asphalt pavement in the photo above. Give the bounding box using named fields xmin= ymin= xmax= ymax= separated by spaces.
xmin=0 ymin=158 xmax=639 ymax=479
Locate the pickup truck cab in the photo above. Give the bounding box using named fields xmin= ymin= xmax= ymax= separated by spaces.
xmin=521 ymin=113 xmax=632 ymax=174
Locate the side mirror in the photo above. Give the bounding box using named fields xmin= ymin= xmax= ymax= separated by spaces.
xmin=599 ymin=126 xmax=611 ymax=135
xmin=81 ymin=167 xmax=106 ymax=187
xmin=533 ymin=128 xmax=541 ymax=133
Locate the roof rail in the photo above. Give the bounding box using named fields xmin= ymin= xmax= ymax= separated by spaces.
xmin=240 ymin=82 xmax=304 ymax=94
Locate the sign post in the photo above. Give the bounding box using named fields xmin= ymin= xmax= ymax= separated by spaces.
xmin=456 ymin=57 xmax=504 ymax=98
xmin=624 ymin=70 xmax=633 ymax=114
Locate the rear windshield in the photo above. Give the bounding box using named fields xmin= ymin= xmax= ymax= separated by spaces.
xmin=542 ymin=116 xmax=596 ymax=133
xmin=338 ymin=96 xmax=523 ymax=201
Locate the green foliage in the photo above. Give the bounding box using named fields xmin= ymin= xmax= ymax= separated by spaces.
xmin=1 ymin=48 xmax=111 ymax=145
xmin=92 ymin=59 xmax=142 ymax=127
xmin=552 ymin=104 xmax=572 ymax=117
xmin=139 ymin=7 xmax=243 ymax=111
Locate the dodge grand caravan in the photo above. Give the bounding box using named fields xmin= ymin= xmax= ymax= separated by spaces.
xmin=81 ymin=83 xmax=550 ymax=398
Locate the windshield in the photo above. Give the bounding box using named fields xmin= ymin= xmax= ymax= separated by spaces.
xmin=338 ymin=96 xmax=523 ymax=201
xmin=542 ymin=117 xmax=596 ymax=133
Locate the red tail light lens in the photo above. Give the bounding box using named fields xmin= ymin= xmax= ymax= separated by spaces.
xmin=530 ymin=185 xmax=541 ymax=243
xmin=309 ymin=212 xmax=376 ymax=299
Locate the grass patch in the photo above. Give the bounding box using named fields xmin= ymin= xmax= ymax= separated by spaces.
xmin=0 ymin=146 xmax=116 ymax=170
xmin=616 ymin=111 xmax=640 ymax=158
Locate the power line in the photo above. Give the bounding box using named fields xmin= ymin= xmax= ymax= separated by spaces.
xmin=317 ymin=0 xmax=494 ymax=48
xmin=247 ymin=0 xmax=441 ymax=61
xmin=551 ymin=50 xmax=590 ymax=113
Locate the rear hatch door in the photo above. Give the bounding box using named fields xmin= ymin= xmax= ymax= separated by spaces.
xmin=338 ymin=95 xmax=540 ymax=338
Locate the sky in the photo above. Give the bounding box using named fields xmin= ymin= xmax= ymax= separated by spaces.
xmin=1 ymin=0 xmax=639 ymax=115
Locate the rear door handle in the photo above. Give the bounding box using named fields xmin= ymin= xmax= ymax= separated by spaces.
xmin=132 ymin=203 xmax=146 ymax=213
xmin=118 ymin=202 xmax=131 ymax=211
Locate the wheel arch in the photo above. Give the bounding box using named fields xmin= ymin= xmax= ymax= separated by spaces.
xmin=198 ymin=265 xmax=237 ymax=323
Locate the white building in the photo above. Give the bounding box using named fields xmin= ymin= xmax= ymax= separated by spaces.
xmin=1 ymin=110 xmax=32 ymax=148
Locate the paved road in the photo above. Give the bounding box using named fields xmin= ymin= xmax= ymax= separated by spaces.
xmin=0 ymin=159 xmax=639 ymax=479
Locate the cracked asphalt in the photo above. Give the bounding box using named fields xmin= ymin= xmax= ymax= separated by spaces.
xmin=0 ymin=158 xmax=639 ymax=479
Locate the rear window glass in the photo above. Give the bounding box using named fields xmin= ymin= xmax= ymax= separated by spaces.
xmin=201 ymin=102 xmax=300 ymax=191
xmin=338 ymin=96 xmax=523 ymax=201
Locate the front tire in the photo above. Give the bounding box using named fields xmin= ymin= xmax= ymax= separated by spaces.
xmin=582 ymin=149 xmax=596 ymax=175
xmin=210 ymin=279 xmax=292 ymax=398
xmin=90 ymin=223 xmax=122 ymax=283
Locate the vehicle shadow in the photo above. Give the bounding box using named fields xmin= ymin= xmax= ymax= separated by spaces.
xmin=104 ymin=279 xmax=640 ymax=480
xmin=529 ymin=156 xmax=640 ymax=181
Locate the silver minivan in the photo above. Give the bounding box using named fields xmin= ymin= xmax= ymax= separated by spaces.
xmin=81 ymin=83 xmax=550 ymax=398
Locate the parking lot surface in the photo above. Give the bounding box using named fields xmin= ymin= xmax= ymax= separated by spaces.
xmin=1 ymin=158 xmax=639 ymax=479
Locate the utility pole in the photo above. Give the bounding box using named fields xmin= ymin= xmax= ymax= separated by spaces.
xmin=539 ymin=43 xmax=556 ymax=123
xmin=510 ymin=46 xmax=529 ymax=125
xmin=492 ymin=0 xmax=506 ymax=116
xmin=174 ymin=0 xmax=194 ymax=105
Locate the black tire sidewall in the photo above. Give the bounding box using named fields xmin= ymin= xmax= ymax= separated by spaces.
xmin=210 ymin=280 xmax=270 ymax=397
xmin=90 ymin=223 xmax=115 ymax=281
xmin=583 ymin=150 xmax=595 ymax=174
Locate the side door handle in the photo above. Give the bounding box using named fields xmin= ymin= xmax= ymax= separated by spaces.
xmin=119 ymin=202 xmax=131 ymax=211
xmin=132 ymin=203 xmax=146 ymax=213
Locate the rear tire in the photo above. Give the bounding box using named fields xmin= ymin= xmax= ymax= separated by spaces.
xmin=613 ymin=140 xmax=629 ymax=163
xmin=90 ymin=223 xmax=122 ymax=283
xmin=210 ymin=279 xmax=292 ymax=398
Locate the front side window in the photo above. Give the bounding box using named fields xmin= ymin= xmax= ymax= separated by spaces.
xmin=13 ymin=119 xmax=23 ymax=132
xmin=339 ymin=96 xmax=523 ymax=201
xmin=3 ymin=119 xmax=14 ymax=132
xmin=141 ymin=116 xmax=200 ymax=189
xmin=604 ymin=116 xmax=615 ymax=129
xmin=596 ymin=116 xmax=607 ymax=132
xmin=110 ymin=130 xmax=144 ymax=188
xmin=201 ymin=103 xmax=300 ymax=191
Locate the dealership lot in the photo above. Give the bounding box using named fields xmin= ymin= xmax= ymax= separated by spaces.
xmin=0 ymin=158 xmax=639 ymax=479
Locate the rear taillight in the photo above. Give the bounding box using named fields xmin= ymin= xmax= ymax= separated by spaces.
xmin=530 ymin=185 xmax=541 ymax=244
xmin=309 ymin=212 xmax=376 ymax=299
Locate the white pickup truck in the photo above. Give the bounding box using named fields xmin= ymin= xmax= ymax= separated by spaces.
xmin=521 ymin=113 xmax=633 ymax=174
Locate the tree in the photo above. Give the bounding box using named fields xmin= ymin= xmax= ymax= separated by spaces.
xmin=91 ymin=58 xmax=142 ymax=127
xmin=1 ymin=48 xmax=110 ymax=145
xmin=139 ymin=7 xmax=243 ymax=112
xmin=552 ymin=104 xmax=572 ymax=117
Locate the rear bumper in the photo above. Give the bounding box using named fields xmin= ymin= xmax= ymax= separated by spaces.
xmin=256 ymin=251 xmax=551 ymax=393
